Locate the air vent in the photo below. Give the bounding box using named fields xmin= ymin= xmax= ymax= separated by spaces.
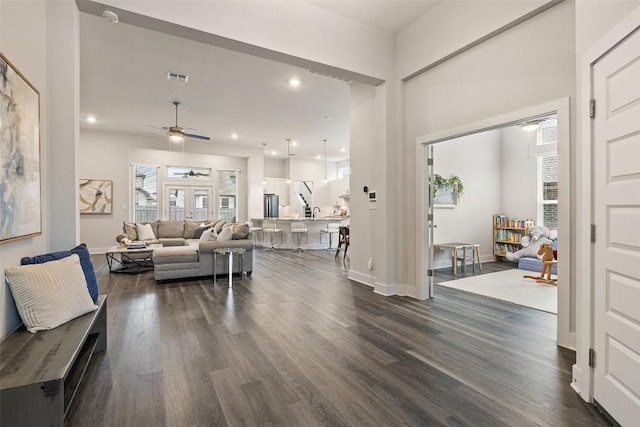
xmin=167 ymin=72 xmax=189 ymax=83
xmin=306 ymin=69 xmax=351 ymax=83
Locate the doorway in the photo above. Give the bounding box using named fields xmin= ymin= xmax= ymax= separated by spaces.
xmin=164 ymin=185 xmax=213 ymax=221
xmin=430 ymin=115 xmax=558 ymax=314
xmin=416 ymin=98 xmax=571 ymax=348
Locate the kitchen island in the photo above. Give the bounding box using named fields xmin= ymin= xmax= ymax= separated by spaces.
xmin=251 ymin=217 xmax=348 ymax=250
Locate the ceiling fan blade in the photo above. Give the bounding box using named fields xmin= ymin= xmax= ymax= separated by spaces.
xmin=184 ymin=133 xmax=211 ymax=140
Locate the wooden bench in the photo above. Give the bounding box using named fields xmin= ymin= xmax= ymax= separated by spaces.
xmin=0 ymin=295 xmax=107 ymax=427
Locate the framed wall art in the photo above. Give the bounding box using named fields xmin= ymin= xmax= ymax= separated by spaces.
xmin=1 ymin=52 xmax=42 ymax=244
xmin=79 ymin=179 xmax=113 ymax=214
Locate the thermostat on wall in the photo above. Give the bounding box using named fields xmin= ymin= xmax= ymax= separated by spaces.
xmin=368 ymin=191 xmax=377 ymax=210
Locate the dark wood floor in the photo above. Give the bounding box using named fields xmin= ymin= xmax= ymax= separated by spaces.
xmin=65 ymin=249 xmax=608 ymax=426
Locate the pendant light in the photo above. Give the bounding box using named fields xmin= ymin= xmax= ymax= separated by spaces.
xmin=286 ymin=139 xmax=291 ymax=184
xmin=261 ymin=142 xmax=267 ymax=185
xmin=323 ymin=139 xmax=328 ymax=183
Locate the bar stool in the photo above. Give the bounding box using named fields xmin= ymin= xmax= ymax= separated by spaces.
xmin=320 ymin=222 xmax=339 ymax=251
xmin=335 ymin=226 xmax=349 ymax=261
xmin=290 ymin=222 xmax=308 ymax=252
xmin=248 ymin=221 xmax=263 ymax=247
xmin=262 ymin=221 xmax=282 ymax=250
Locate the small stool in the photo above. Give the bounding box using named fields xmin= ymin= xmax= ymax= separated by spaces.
xmin=248 ymin=222 xmax=263 ymax=247
xmin=290 ymin=222 xmax=308 ymax=251
xmin=320 ymin=222 xmax=340 ymax=251
xmin=335 ymin=226 xmax=350 ymax=261
xmin=262 ymin=221 xmax=282 ymax=250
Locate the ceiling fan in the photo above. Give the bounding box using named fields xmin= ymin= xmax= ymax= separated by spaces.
xmin=160 ymin=101 xmax=210 ymax=141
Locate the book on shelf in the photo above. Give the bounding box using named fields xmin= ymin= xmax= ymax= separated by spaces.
xmin=127 ymin=241 xmax=147 ymax=249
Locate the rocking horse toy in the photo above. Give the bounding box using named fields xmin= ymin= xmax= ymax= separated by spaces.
xmin=523 ymin=242 xmax=557 ymax=285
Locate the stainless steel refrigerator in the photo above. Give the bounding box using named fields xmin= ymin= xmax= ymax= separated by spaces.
xmin=263 ymin=194 xmax=279 ymax=218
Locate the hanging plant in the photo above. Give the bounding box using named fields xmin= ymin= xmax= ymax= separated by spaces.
xmin=433 ymin=174 xmax=464 ymax=199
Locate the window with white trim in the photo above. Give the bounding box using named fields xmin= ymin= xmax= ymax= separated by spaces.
xmin=537 ymin=153 xmax=558 ymax=228
xmin=133 ymin=165 xmax=158 ymax=222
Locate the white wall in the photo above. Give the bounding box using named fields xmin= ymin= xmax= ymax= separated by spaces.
xmin=431 ymin=131 xmax=502 ymax=267
xmin=0 ymin=1 xmax=80 ymax=339
xmin=500 ymin=126 xmax=538 ymax=221
xmin=396 ymin=0 xmax=553 ymax=79
xmin=402 ymin=1 xmax=575 ymax=294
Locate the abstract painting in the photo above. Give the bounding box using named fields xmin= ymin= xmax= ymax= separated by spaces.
xmin=1 ymin=52 xmax=42 ymax=244
xmin=80 ymin=179 xmax=113 ymax=214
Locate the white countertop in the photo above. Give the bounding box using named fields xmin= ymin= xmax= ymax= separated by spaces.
xmin=252 ymin=217 xmax=348 ymax=221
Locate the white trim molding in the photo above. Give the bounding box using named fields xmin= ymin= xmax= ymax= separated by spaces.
xmin=415 ymin=98 xmax=573 ymax=350
xmin=573 ymin=5 xmax=640 ymax=405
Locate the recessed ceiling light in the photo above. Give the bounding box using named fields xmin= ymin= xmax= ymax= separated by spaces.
xmin=231 ymin=133 xmax=239 ymax=139
xmin=340 ymin=148 xmax=346 ymax=153
xmin=86 ymin=116 xmax=97 ymax=124
xmin=288 ymin=77 xmax=301 ymax=87
xmin=316 ymin=155 xmax=321 ymax=160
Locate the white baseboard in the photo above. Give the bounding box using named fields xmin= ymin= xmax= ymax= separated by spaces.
xmin=348 ymin=270 xmax=375 ymax=287
xmin=374 ymin=281 xmax=397 ymax=296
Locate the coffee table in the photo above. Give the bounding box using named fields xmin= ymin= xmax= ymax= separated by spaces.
xmin=213 ymin=247 xmax=246 ymax=288
xmin=106 ymin=244 xmax=162 ymax=274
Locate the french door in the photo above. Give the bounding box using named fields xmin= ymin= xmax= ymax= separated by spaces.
xmin=164 ymin=185 xmax=213 ymax=221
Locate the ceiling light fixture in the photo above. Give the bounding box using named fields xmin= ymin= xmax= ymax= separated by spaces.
xmin=521 ymin=121 xmax=540 ymax=132
xmin=340 ymin=147 xmax=346 ymax=153
xmin=271 ymin=150 xmax=277 ymax=156
xmin=261 ymin=143 xmax=267 ymax=185
xmin=323 ymin=139 xmax=328 ymax=184
xmin=231 ymin=133 xmax=239 ymax=139
xmin=286 ymin=138 xmax=292 ymax=184
xmin=86 ymin=116 xmax=97 ymax=124
xmin=169 ymin=134 xmax=184 ymax=143
xmin=102 ymin=10 xmax=119 ymax=24
xmin=288 ymin=77 xmax=301 ymax=87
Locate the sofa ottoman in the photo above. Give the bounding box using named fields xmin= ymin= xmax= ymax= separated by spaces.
xmin=153 ymin=246 xmax=200 ymax=281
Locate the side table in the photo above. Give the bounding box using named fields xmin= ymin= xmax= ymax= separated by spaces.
xmin=214 ymin=247 xmax=246 ymax=288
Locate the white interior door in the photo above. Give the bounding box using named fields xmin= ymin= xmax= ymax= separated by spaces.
xmin=593 ymin=27 xmax=640 ymax=426
xmin=164 ymin=185 xmax=213 ymax=221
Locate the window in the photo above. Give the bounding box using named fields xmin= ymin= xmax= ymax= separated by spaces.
xmin=133 ymin=165 xmax=158 ymax=222
xmin=537 ymin=154 xmax=558 ymax=228
xmin=218 ymin=170 xmax=237 ymax=222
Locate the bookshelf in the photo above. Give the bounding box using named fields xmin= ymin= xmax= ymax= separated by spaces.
xmin=493 ymin=214 xmax=532 ymax=261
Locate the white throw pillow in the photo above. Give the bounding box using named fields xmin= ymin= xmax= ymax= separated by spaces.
xmin=136 ymin=223 xmax=156 ymax=240
xmin=217 ymin=226 xmax=233 ymax=241
xmin=200 ymin=228 xmax=218 ymax=241
xmin=5 ymin=254 xmax=98 ymax=333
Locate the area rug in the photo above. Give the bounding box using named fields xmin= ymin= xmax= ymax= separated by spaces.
xmin=437 ymin=269 xmax=557 ymax=314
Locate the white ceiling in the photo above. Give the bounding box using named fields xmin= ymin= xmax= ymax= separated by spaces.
xmin=79 ymin=1 xmax=441 ymax=161
xmin=306 ymin=0 xmax=441 ymax=34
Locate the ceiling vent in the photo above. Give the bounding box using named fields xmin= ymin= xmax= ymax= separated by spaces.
xmin=306 ymin=69 xmax=351 ymax=83
xmin=167 ymin=72 xmax=189 ymax=83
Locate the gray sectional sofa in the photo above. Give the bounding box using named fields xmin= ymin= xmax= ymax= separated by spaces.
xmin=116 ymin=220 xmax=254 ymax=281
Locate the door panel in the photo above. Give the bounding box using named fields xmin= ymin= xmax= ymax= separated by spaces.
xmin=165 ymin=185 xmax=212 ymax=221
xmin=427 ymin=145 xmax=435 ymax=298
xmin=593 ymin=27 xmax=640 ymax=426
